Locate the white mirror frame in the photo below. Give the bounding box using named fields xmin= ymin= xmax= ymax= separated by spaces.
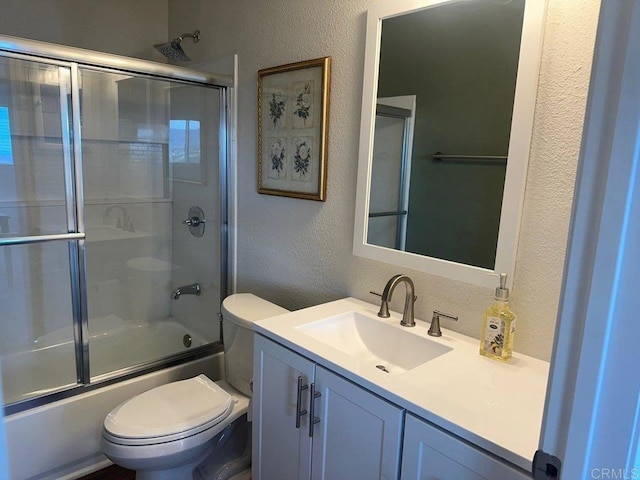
xmin=353 ymin=0 xmax=548 ymax=289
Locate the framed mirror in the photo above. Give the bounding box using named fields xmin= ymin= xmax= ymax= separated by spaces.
xmin=353 ymin=0 xmax=547 ymax=288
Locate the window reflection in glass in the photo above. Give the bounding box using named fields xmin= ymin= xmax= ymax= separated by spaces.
xmin=170 ymin=119 xmax=200 ymax=165
xmin=0 ymin=106 xmax=14 ymax=166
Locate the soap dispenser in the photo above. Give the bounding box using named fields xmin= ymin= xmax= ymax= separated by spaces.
xmin=480 ymin=273 xmax=516 ymax=361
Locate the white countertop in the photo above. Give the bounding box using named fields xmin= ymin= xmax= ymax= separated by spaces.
xmin=254 ymin=297 xmax=549 ymax=472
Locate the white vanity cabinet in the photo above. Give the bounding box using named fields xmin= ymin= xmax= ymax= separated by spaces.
xmin=252 ymin=334 xmax=404 ymax=480
xmin=252 ymin=333 xmax=315 ymax=479
xmin=253 ymin=298 xmax=548 ymax=479
xmin=401 ymin=414 xmax=531 ymax=480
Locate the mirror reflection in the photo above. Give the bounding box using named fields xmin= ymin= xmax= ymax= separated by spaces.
xmin=367 ymin=0 xmax=525 ymax=269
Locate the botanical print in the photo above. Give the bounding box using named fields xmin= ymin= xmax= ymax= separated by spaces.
xmin=267 ymin=137 xmax=287 ymax=179
xmin=292 ymin=80 xmax=314 ymax=129
xmin=292 ymin=137 xmax=313 ymax=182
xmin=257 ymin=57 xmax=329 ymax=200
xmin=267 ymin=87 xmax=287 ymax=129
xmin=486 ymin=332 xmax=504 ymax=356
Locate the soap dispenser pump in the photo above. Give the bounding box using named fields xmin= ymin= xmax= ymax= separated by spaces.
xmin=479 ymin=273 xmax=516 ymax=361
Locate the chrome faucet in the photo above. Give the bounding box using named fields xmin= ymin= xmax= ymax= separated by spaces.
xmin=377 ymin=274 xmax=416 ymax=327
xmin=172 ymin=283 xmax=201 ymax=300
xmin=105 ymin=205 xmax=134 ymax=232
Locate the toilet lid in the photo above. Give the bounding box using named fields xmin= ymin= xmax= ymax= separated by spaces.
xmin=104 ymin=374 xmax=232 ymax=439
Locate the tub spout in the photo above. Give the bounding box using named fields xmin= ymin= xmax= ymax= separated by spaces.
xmin=172 ymin=283 xmax=201 ymax=300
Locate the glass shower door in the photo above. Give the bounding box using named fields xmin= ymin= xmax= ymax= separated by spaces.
xmin=0 ymin=56 xmax=80 ymax=403
xmin=368 ymin=107 xmax=412 ymax=250
xmin=79 ymin=68 xmax=223 ymax=380
xmin=0 ymin=40 xmax=230 ymax=414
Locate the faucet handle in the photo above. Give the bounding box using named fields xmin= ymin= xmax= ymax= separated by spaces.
xmin=370 ymin=291 xmax=390 ymax=318
xmin=428 ymin=310 xmax=458 ymax=337
xmin=182 ymin=216 xmax=205 ymax=227
xmin=434 ymin=310 xmax=458 ymax=321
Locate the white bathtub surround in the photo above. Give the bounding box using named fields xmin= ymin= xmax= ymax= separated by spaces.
xmin=126 ymin=256 xmax=180 ymax=321
xmin=4 ymin=352 xmax=224 ymax=480
xmin=254 ymin=297 xmax=549 ymax=471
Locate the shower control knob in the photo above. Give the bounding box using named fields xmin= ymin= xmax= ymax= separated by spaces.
xmin=182 ymin=206 xmax=206 ymax=238
xmin=182 ymin=216 xmax=205 ymax=227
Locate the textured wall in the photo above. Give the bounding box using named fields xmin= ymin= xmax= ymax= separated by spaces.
xmin=169 ymin=0 xmax=601 ymax=361
xmin=0 ymin=0 xmax=168 ymax=60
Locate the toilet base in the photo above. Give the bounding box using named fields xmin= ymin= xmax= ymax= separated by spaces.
xmin=228 ymin=469 xmax=251 ymax=480
xmin=104 ymin=413 xmax=250 ymax=480
xmin=194 ymin=418 xmax=250 ymax=480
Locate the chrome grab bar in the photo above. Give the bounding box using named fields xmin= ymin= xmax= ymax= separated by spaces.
xmin=0 ymin=232 xmax=85 ymax=246
xmin=432 ymin=153 xmax=507 ymax=161
xmin=368 ymin=210 xmax=408 ymax=218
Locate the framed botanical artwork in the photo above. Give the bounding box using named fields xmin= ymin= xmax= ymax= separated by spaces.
xmin=257 ymin=57 xmax=331 ymax=201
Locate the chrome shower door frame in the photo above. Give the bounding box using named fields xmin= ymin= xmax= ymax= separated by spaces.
xmin=0 ymin=35 xmax=231 ymax=415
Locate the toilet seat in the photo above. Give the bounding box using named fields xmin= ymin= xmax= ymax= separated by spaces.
xmin=103 ymin=374 xmax=233 ymax=446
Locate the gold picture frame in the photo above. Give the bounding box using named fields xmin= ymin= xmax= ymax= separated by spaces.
xmin=257 ymin=57 xmax=331 ymax=201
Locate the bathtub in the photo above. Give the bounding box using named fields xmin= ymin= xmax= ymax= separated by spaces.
xmin=2 ymin=316 xmax=210 ymax=405
xmin=3 ymin=318 xmax=223 ymax=480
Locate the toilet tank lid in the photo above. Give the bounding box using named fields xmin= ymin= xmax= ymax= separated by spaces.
xmin=222 ymin=293 xmax=289 ymax=329
xmin=103 ymin=374 xmax=232 ymax=439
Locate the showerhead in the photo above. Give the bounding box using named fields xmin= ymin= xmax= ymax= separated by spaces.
xmin=155 ymin=40 xmax=191 ymax=62
xmin=154 ymin=30 xmax=200 ymax=62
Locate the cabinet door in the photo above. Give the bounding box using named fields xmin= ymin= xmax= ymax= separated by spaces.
xmin=401 ymin=414 xmax=530 ymax=480
xmin=311 ymin=366 xmax=404 ymax=480
xmin=252 ymin=335 xmax=315 ymax=480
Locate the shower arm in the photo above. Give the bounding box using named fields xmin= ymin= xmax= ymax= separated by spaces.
xmin=177 ymin=30 xmax=200 ymax=44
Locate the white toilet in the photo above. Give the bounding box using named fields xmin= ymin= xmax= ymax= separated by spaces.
xmin=101 ymin=293 xmax=289 ymax=480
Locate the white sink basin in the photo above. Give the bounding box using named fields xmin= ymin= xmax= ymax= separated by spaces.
xmin=296 ymin=311 xmax=452 ymax=374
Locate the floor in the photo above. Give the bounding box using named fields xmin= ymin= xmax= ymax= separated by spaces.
xmin=77 ymin=464 xmax=253 ymax=480
xmin=77 ymin=465 xmax=135 ymax=480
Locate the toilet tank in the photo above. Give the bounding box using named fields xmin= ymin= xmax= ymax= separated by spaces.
xmin=221 ymin=293 xmax=289 ymax=396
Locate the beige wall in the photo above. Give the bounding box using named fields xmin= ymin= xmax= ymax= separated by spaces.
xmin=170 ymin=0 xmax=601 ymax=361
xmin=0 ymin=0 xmax=168 ymax=60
